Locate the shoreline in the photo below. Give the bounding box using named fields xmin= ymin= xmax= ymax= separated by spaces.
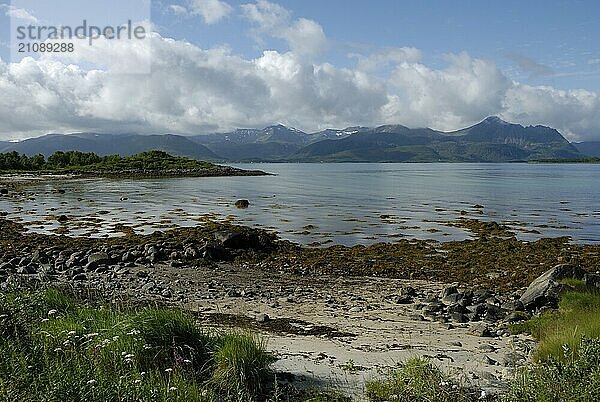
xmin=1 ymin=216 xmax=598 ymax=397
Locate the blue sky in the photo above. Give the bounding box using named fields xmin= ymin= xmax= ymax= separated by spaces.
xmin=149 ymin=0 xmax=600 ymax=90
xmin=0 ymin=0 xmax=599 ymax=140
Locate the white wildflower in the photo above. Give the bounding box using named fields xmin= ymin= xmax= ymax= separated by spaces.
xmin=165 ymin=368 xmax=173 ymax=373
xmin=48 ymin=309 xmax=57 ymax=316
xmin=169 ymin=387 xmax=177 ymax=392
xmin=87 ymin=379 xmax=97 ymax=386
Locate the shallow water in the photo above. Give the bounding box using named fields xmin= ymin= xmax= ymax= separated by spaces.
xmin=1 ymin=163 xmax=599 ymax=245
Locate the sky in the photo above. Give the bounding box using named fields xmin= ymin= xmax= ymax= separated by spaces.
xmin=1 ymin=0 xmax=600 ymax=141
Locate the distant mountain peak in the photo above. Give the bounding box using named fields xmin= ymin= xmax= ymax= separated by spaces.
xmin=481 ymin=116 xmax=511 ymax=125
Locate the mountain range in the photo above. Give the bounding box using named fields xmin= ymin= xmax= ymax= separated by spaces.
xmin=0 ymin=117 xmax=593 ymax=162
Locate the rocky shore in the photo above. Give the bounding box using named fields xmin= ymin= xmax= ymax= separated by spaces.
xmin=1 ymin=216 xmax=599 ymax=397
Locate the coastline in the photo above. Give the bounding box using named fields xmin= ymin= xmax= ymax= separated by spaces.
xmin=1 ymin=216 xmax=598 ymax=396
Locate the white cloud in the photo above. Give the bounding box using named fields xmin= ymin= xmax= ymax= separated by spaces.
xmin=349 ymin=47 xmax=422 ymax=72
xmin=0 ymin=2 xmax=600 ymax=142
xmin=188 ymin=0 xmax=233 ymax=24
xmin=168 ymin=4 xmax=188 ymax=15
xmin=242 ymin=0 xmax=327 ymax=58
xmin=383 ymin=52 xmax=511 ymax=131
xmin=1 ymin=5 xmax=39 ymax=24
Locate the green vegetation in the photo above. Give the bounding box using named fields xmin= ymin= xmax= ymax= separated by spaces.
xmin=0 ymin=288 xmax=275 ymax=401
xmin=504 ymin=283 xmax=600 ymax=401
xmin=512 ymin=280 xmax=600 ymax=361
xmin=503 ymin=337 xmax=600 ymax=402
xmin=365 ymin=357 xmax=483 ymax=402
xmin=0 ymin=150 xmax=216 ymax=173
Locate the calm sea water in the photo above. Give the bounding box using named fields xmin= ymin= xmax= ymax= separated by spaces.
xmin=1 ymin=163 xmax=599 ymax=245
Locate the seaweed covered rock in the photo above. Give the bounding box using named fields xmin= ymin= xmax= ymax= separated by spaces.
xmin=214 ymin=229 xmax=273 ymax=251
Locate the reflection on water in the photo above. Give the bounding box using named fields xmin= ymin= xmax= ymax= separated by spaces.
xmin=1 ymin=163 xmax=599 ymax=245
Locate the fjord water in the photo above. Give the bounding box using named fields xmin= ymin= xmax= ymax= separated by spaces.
xmin=3 ymin=163 xmax=599 ymax=245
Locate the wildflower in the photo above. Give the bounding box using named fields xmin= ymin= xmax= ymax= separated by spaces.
xmin=85 ymin=332 xmax=99 ymax=338
xmin=112 ymin=336 xmax=119 ymax=341
xmin=126 ymin=329 xmax=140 ymax=336
xmin=87 ymin=379 xmax=97 ymax=386
xmin=169 ymin=387 xmax=177 ymax=392
xmin=165 ymin=368 xmax=173 ymax=373
xmin=480 ymin=390 xmax=487 ymax=399
xmin=27 ymin=365 xmax=33 ymax=369
xmin=140 ymin=371 xmax=146 ymax=376
xmin=48 ymin=309 xmax=57 ymax=316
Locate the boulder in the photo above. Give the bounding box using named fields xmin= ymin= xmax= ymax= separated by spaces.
xmin=519 ymin=264 xmax=585 ymax=309
xmin=87 ymin=252 xmax=109 ymax=266
xmin=213 ymin=230 xmax=272 ymax=250
xmin=234 ymin=199 xmax=250 ymax=208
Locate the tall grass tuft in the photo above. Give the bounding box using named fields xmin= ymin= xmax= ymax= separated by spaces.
xmin=211 ymin=332 xmax=276 ymax=397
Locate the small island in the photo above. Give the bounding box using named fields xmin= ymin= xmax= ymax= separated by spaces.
xmin=0 ymin=150 xmax=269 ymax=178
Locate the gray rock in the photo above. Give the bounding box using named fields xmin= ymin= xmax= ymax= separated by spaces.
xmin=482 ymin=355 xmax=498 ymax=365
xmin=88 ymin=252 xmax=109 ymax=266
xmin=17 ymin=264 xmax=37 ymax=275
xmin=442 ymin=293 xmax=463 ymax=304
xmin=394 ymin=295 xmax=413 ymax=304
xmin=72 ymin=273 xmax=87 ymax=281
xmin=234 ymin=199 xmax=250 ymax=208
xmin=256 ymin=313 xmax=270 ymax=323
xmin=519 ymin=264 xmax=585 ymax=309
xmin=468 ymin=323 xmax=493 ymax=337
xmin=451 ymin=312 xmax=469 ymax=323
xmin=584 ymin=273 xmax=600 ymax=289
xmin=484 ymin=304 xmax=507 ymax=322
xmin=440 ymin=286 xmax=458 ymax=299
xmin=501 ymin=300 xmax=525 ymax=311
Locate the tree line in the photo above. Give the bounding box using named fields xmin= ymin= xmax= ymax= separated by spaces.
xmin=0 ymin=150 xmax=213 ymax=172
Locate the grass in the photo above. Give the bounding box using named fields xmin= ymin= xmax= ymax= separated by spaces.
xmin=511 ymin=280 xmax=600 ymax=361
xmin=0 ymin=287 xmax=274 ymax=401
xmin=503 ymin=281 xmax=600 ymax=401
xmin=503 ymin=337 xmax=600 ymax=402
xmin=365 ymin=357 xmax=485 ymax=402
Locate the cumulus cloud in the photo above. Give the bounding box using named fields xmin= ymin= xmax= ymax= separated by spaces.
xmin=242 ymin=0 xmax=327 ymax=58
xmin=168 ymin=0 xmax=233 ymax=24
xmin=189 ymin=0 xmax=233 ymax=24
xmin=1 ymin=1 xmax=600 ymax=142
xmin=383 ymin=52 xmax=512 ymax=131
